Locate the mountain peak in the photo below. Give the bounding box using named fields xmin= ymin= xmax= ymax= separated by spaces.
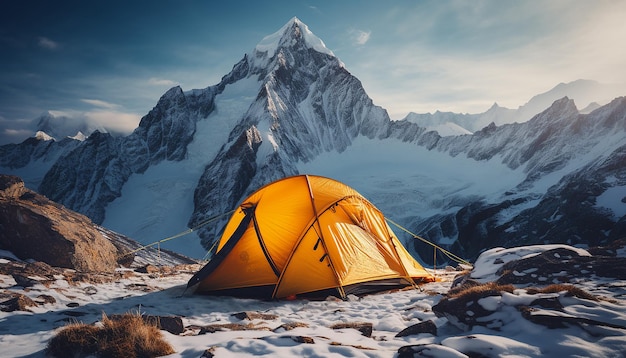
xmin=34 ymin=130 xmax=55 ymax=142
xmin=254 ymin=17 xmax=334 ymax=59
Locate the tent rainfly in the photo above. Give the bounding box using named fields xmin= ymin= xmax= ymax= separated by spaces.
xmin=187 ymin=175 xmax=435 ymax=299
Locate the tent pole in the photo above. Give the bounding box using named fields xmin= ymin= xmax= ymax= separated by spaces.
xmin=305 ymin=175 xmax=347 ymax=300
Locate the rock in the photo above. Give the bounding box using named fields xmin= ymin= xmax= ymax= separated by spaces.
xmin=288 ymin=335 xmax=315 ymax=344
xmin=495 ymin=247 xmax=626 ymax=285
xmin=196 ymin=322 xmax=271 ymax=334
xmin=433 ymin=282 xmax=516 ymax=330
xmin=437 ymin=247 xmax=625 ymax=333
xmin=398 ymin=344 xmax=467 ymax=358
xmin=143 ymin=315 xmax=185 ymax=335
xmin=135 ymin=264 xmax=160 ymax=274
xmin=273 ymin=322 xmax=309 ymax=332
xmin=395 ymin=320 xmax=438 ymax=337
xmin=330 ymin=322 xmax=373 ymax=337
xmin=35 ymin=294 xmax=56 ymax=305
xmin=232 ymin=311 xmax=279 ymax=321
xmin=0 ymin=292 xmax=37 ymax=312
xmin=0 ymin=260 xmax=66 ymax=288
xmin=200 ymin=347 xmax=216 ymax=357
xmin=83 ymin=286 xmax=98 ymax=295
xmin=519 ymin=306 xmax=626 ymax=330
xmin=11 ymin=274 xmax=38 ymax=288
xmin=0 ymin=174 xmax=124 ymax=272
xmin=0 ymin=175 xmax=25 ymax=199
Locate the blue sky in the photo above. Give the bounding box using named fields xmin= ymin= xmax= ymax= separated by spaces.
xmin=1 ymin=0 xmax=626 ymax=144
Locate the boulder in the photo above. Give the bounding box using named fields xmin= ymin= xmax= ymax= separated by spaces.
xmin=495 ymin=247 xmax=626 ymax=285
xmin=0 ymin=174 xmax=123 ymax=272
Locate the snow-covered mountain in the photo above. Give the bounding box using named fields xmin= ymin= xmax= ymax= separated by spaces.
xmin=406 ymin=79 xmax=626 ymax=135
xmin=1 ymin=17 xmax=625 ymax=263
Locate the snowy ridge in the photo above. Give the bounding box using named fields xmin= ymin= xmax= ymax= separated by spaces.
xmin=404 ymin=79 xmax=626 ymax=136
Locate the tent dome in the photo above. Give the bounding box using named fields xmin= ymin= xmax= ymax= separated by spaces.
xmin=187 ymin=174 xmax=434 ymax=299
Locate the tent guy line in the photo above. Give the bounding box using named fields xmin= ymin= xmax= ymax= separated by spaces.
xmin=120 ymin=209 xmax=236 ymax=259
xmin=124 ymin=178 xmax=471 ymax=285
xmin=385 ymin=217 xmax=472 ymax=268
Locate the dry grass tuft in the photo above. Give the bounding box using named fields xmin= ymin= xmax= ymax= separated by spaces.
xmin=46 ymin=312 xmax=175 ymax=358
xmin=525 ymin=284 xmax=598 ymax=301
xmin=447 ymin=281 xmax=515 ymax=300
xmin=46 ymin=323 xmax=100 ymax=357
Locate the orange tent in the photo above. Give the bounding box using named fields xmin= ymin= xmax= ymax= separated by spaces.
xmin=187 ymin=175 xmax=434 ymax=299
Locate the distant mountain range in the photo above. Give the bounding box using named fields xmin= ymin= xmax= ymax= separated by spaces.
xmin=405 ymin=79 xmax=624 ymax=136
xmin=1 ymin=17 xmax=625 ymax=262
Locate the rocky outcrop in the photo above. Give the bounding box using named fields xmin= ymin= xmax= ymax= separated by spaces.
xmin=432 ymin=243 xmax=626 ymax=332
xmin=0 ymin=174 xmax=125 ymax=272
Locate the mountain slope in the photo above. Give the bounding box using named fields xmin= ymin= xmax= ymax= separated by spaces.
xmin=414 ymin=97 xmax=626 ymax=260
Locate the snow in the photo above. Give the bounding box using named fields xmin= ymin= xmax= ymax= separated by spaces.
xmin=255 ymin=119 xmax=279 ymax=165
xmin=427 ymin=123 xmax=473 ymax=137
xmin=186 ymin=76 xmax=260 ymax=163
xmin=595 ymin=183 xmax=626 ymax=219
xmin=101 ymin=161 xmax=206 ymax=259
xmin=69 ymin=131 xmax=87 ymax=141
xmin=2 ymin=156 xmax=58 ymax=190
xmin=470 ymin=245 xmax=591 ymax=282
xmin=34 ymin=130 xmax=55 ymax=141
xmin=446 ymin=334 xmax=543 ymax=357
xmin=102 ymin=77 xmax=262 ymax=259
xmin=298 ymin=136 xmax=527 ymax=224
xmin=2 ymin=244 xmax=625 ymax=357
xmin=254 ymin=17 xmax=334 ymax=59
xmin=477 ymin=296 xmax=501 ymax=311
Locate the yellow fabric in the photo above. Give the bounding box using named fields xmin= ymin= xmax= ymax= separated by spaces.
xmin=273 ymin=227 xmax=340 ymax=298
xmin=194 ymin=174 xmax=434 ymax=298
xmin=196 ymin=225 xmax=277 ymax=292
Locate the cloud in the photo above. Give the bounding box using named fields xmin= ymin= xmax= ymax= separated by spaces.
xmin=38 ymin=37 xmax=58 ymax=50
xmin=84 ymin=110 xmax=141 ymax=134
xmin=350 ymin=29 xmax=371 ymax=46
xmin=148 ymin=77 xmax=178 ymax=86
xmin=343 ymin=0 xmax=626 ymax=118
xmin=2 ymin=128 xmax=33 ymax=142
xmin=44 ymin=108 xmax=141 ymax=138
xmin=81 ymin=99 xmax=120 ymax=109
xmin=0 ymin=115 xmax=34 ymax=144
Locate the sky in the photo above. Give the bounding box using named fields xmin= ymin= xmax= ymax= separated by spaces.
xmin=1 ymin=0 xmax=626 ymax=144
